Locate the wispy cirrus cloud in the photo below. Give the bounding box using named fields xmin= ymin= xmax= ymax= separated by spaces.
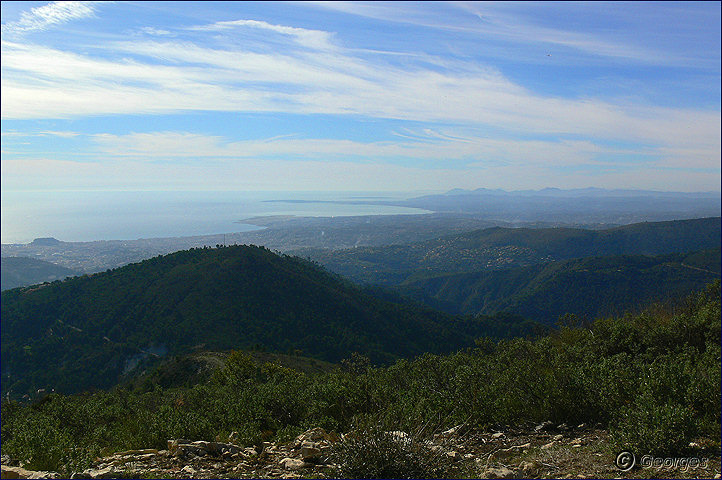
xmin=1 ymin=2 xmax=719 ymax=193
xmin=1 ymin=130 xmax=80 ymax=138
xmin=3 ymin=37 xmax=719 ymax=156
xmin=189 ymin=19 xmax=337 ymax=51
xmin=306 ymin=1 xmax=717 ymax=67
xmin=138 ymin=27 xmax=172 ymax=37
xmin=88 ymin=130 xmax=718 ymax=174
xmin=1 ymin=1 xmax=98 ymax=36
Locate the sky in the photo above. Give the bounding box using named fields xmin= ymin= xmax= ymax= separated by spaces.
xmin=1 ymin=1 xmax=720 ymax=193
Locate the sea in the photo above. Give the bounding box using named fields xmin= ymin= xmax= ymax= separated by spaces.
xmin=1 ymin=190 xmax=430 ymax=244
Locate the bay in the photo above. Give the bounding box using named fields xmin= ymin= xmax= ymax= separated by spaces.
xmin=1 ymin=190 xmax=429 ymax=244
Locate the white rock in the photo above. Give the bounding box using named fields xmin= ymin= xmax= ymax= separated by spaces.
xmin=483 ymin=466 xmax=515 ymax=478
xmin=441 ymin=425 xmax=461 ymax=436
xmin=181 ymin=465 xmax=196 ymax=475
xmin=279 ymin=458 xmax=307 ymax=471
xmin=2 ymin=465 xmax=59 ymax=479
xmin=295 ymin=427 xmax=328 ymax=444
xmin=300 ymin=446 xmax=321 ymax=460
xmin=113 ymin=448 xmax=158 ymax=456
xmin=81 ymin=467 xmax=115 ymax=479
xmin=510 ymin=442 xmax=531 ymax=450
xmin=519 ymin=461 xmax=536 ymax=474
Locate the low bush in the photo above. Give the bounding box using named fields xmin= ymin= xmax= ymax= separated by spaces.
xmin=2 ymin=281 xmax=719 ymax=473
xmin=330 ymin=421 xmax=457 ymax=479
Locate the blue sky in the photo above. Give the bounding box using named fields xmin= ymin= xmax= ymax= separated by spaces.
xmin=1 ymin=1 xmax=720 ymax=192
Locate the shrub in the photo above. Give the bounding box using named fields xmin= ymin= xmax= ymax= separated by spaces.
xmin=612 ymin=392 xmax=696 ymax=457
xmin=3 ymin=282 xmax=719 ymax=473
xmin=330 ymin=421 xmax=456 ymax=479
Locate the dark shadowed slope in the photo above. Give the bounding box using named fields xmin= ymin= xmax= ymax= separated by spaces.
xmin=299 ymin=217 xmax=721 ymax=285
xmin=1 ymin=245 xmax=536 ymax=398
xmin=1 ymin=257 xmax=81 ymax=291
xmin=401 ymin=248 xmax=721 ymax=324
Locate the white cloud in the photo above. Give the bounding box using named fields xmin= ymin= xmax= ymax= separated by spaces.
xmin=308 ymin=1 xmax=704 ymax=67
xmin=1 ymin=1 xmax=97 ymax=36
xmin=89 ymin=130 xmax=717 ymax=176
xmin=3 ymin=37 xmax=719 ymax=160
xmin=189 ymin=19 xmax=336 ymax=51
xmin=1 ymin=130 xmax=80 ymax=138
xmin=1 ymin=7 xmax=719 ymax=192
xmin=139 ymin=27 xmax=172 ymax=36
xmin=454 ymin=2 xmax=673 ymax=64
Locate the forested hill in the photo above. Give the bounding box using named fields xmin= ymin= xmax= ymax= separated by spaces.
xmin=1 ymin=257 xmax=81 ymax=291
xmin=401 ymin=248 xmax=721 ymax=324
xmin=298 ymin=217 xmax=721 ymax=285
xmin=0 ymin=245 xmax=537 ymax=398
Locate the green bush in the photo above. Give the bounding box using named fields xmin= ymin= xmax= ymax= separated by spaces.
xmin=330 ymin=422 xmax=456 ymax=479
xmin=2 ymin=282 xmax=719 ymax=473
xmin=612 ymin=393 xmax=696 ymax=457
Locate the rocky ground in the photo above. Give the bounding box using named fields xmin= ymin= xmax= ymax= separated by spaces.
xmin=2 ymin=424 xmax=720 ymax=479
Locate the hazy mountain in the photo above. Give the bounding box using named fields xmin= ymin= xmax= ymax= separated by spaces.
xmin=391 ymin=189 xmax=720 ymax=224
xmin=401 ymin=248 xmax=721 ymax=324
xmin=446 ymin=187 xmax=721 ymax=198
xmin=298 ymin=217 xmax=721 ymax=286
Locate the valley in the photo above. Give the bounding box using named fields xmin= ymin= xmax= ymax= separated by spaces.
xmin=2 ymin=212 xmax=720 ymax=479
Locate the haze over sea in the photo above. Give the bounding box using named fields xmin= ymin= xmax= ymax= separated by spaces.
xmin=1 ymin=190 xmax=429 ymax=244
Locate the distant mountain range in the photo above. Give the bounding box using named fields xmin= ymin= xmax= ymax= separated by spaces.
xmin=3 ymin=216 xmax=720 ymax=399
xmin=390 ymin=188 xmax=720 ymax=223
xmin=299 ymin=217 xmax=721 ymax=285
xmin=444 ymin=187 xmax=721 ymax=198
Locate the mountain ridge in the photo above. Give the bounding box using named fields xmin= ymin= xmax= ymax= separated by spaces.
xmin=400 ymin=248 xmax=721 ymax=324
xmin=1 ymin=245 xmax=538 ymax=398
xmin=1 ymin=256 xmax=82 ymax=291
xmin=298 ymin=217 xmax=721 ymax=286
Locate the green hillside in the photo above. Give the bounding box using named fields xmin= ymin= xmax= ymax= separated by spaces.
xmin=121 ymin=350 xmax=338 ymax=393
xmin=0 ymin=245 xmax=537 ymax=398
xmin=401 ymin=248 xmax=721 ymax=324
xmin=1 ymin=257 xmax=81 ymax=291
xmin=298 ymin=217 xmax=721 ymax=285
xmin=2 ymin=282 xmax=719 ymax=475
